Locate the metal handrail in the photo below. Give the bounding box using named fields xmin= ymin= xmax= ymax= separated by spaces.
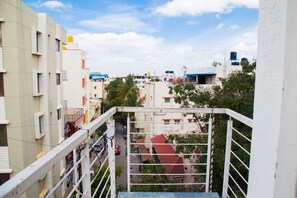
xmin=0 ymin=107 xmax=253 ymax=198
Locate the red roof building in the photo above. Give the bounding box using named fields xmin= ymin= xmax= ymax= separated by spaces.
xmin=151 ymin=135 xmax=184 ymax=176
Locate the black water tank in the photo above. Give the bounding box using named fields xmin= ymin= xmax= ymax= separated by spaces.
xmin=230 ymin=51 xmax=237 ymax=60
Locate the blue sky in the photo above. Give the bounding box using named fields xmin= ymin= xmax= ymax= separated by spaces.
xmin=24 ymin=0 xmax=258 ymax=76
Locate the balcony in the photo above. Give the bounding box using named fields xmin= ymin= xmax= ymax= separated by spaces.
xmin=64 ymin=108 xmax=84 ymax=123
xmin=0 ymin=107 xmax=253 ymax=198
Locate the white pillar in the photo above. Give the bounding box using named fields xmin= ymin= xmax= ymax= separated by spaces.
xmin=222 ymin=119 xmax=233 ymax=198
xmin=248 ymin=0 xmax=297 ymax=197
xmin=107 ymin=117 xmax=116 ymax=197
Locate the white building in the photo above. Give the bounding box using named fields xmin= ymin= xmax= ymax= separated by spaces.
xmin=185 ymin=64 xmax=243 ymax=88
xmin=132 ymin=73 xmax=151 ymax=90
xmin=62 ymin=36 xmax=90 ymax=129
xmin=0 ymin=0 xmax=67 ymax=197
xmin=88 ymin=73 xmax=111 ymax=119
xmin=135 ymin=81 xmax=197 ymax=145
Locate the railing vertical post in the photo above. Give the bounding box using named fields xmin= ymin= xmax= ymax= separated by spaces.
xmin=205 ymin=116 xmax=213 ymax=192
xmin=209 ymin=116 xmax=215 ymax=191
xmin=73 ymin=148 xmax=79 ymax=198
xmin=81 ymin=143 xmax=91 ymax=197
xmin=127 ymin=114 xmax=131 ymax=192
xmin=107 ymin=117 xmax=116 ymax=198
xmin=222 ymin=118 xmax=233 ymax=198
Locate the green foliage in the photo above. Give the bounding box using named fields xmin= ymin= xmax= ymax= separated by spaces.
xmin=103 ymin=75 xmax=142 ymax=125
xmin=91 ymin=164 xmax=123 ymax=197
xmin=132 ymin=161 xmax=167 ymax=192
xmin=169 ymin=63 xmax=256 ymax=193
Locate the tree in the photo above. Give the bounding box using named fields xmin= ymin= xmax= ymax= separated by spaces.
xmin=103 ymin=75 xmax=143 ymax=125
xmin=169 ymin=62 xmax=256 ymax=193
xmin=91 ymin=164 xmax=123 ymax=197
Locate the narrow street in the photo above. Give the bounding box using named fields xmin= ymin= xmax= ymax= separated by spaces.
xmin=115 ymin=123 xmax=141 ymax=190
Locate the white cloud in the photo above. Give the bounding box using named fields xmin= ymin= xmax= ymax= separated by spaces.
xmin=230 ymin=26 xmax=258 ymax=58
xmin=32 ymin=1 xmax=72 ymax=10
xmin=186 ymin=20 xmax=199 ymax=25
xmin=79 ymin=13 xmax=154 ymax=33
xmin=217 ymin=23 xmax=225 ymax=29
xmin=229 ymin=24 xmax=239 ymax=30
xmin=71 ymin=31 xmax=226 ymax=76
xmin=154 ymin=0 xmax=258 ymax=16
xmin=68 ymin=26 xmax=258 ymax=76
xmin=215 ymin=14 xmax=221 ymax=19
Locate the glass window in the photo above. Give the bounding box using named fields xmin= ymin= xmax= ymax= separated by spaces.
xmin=174 ymin=120 xmax=181 ymax=124
xmin=0 ymin=125 xmax=7 ymax=146
xmin=36 ymin=32 xmax=41 ymax=52
xmin=57 ymin=108 xmax=61 ymax=120
xmin=55 ymin=39 xmax=60 ymax=52
xmin=163 ymin=120 xmax=170 ymax=125
xmin=0 ymin=74 xmax=4 ymax=96
xmin=0 ymin=23 xmax=2 ymax=47
xmin=56 ymin=74 xmax=61 ymax=85
xmin=164 ymin=98 xmax=170 ymax=103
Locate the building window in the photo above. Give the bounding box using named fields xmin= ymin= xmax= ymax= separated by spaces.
xmin=82 ymin=59 xmax=85 ymax=69
xmin=94 ymin=86 xmax=97 ymax=89
xmin=174 ymin=120 xmax=181 ymax=125
xmin=56 ymin=74 xmax=60 ymax=85
xmin=37 ymin=74 xmax=41 ymax=93
xmin=55 ymin=39 xmax=60 ymax=52
xmin=0 ymin=23 xmax=2 ymax=47
xmin=94 ymin=94 xmax=97 ymax=97
xmin=36 ymin=31 xmax=41 ymax=53
xmin=82 ymin=78 xmax=85 ymax=88
xmin=82 ymin=96 xmax=85 ymax=106
xmin=164 ymin=98 xmax=170 ymax=103
xmin=163 ymin=120 xmax=170 ymax=125
xmin=0 ymin=74 xmax=4 ymax=96
xmin=34 ymin=113 xmax=44 ymax=139
xmin=57 ymin=108 xmax=61 ymax=120
xmin=33 ymin=73 xmax=42 ymax=96
xmin=188 ymin=119 xmax=192 ymax=123
xmin=0 ymin=173 xmax=10 ymax=185
xmin=0 ymin=125 xmax=7 ymax=146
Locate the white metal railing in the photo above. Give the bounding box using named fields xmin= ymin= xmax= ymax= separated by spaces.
xmin=222 ymin=117 xmax=252 ymax=198
xmin=0 ymin=107 xmax=252 ymax=198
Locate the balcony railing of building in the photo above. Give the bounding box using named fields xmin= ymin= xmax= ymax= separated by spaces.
xmin=64 ymin=108 xmax=84 ymax=123
xmin=0 ymin=107 xmax=252 ymax=198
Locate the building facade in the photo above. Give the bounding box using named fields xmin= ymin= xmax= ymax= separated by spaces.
xmin=62 ymin=36 xmax=90 ymax=131
xmin=0 ymin=0 xmax=67 ymax=197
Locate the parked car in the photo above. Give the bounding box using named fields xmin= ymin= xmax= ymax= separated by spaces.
xmin=123 ymin=131 xmax=127 ymax=139
xmin=115 ymin=145 xmax=121 ymax=155
xmin=94 ymin=142 xmax=103 ymax=152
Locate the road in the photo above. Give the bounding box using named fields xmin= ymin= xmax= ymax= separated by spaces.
xmin=115 ymin=123 xmax=141 ymax=190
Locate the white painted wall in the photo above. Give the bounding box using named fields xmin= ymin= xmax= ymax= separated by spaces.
xmin=62 ymin=40 xmax=90 ymax=124
xmin=248 ymin=0 xmax=297 ymax=197
xmin=140 ymin=81 xmax=197 ymax=137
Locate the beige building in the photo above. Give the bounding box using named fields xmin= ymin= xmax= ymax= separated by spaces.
xmin=89 ymin=73 xmax=110 ymax=119
xmin=0 ymin=0 xmax=67 ymax=197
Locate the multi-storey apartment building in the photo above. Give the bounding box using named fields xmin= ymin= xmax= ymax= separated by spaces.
xmin=62 ymin=36 xmax=90 ymax=137
xmin=0 ymin=0 xmax=67 ymax=197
